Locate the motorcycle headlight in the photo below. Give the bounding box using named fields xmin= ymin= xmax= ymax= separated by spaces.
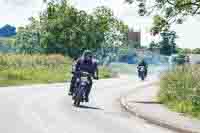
xmin=81 ymin=82 xmax=87 ymax=86
xmin=76 ymin=78 xmax=80 ymax=82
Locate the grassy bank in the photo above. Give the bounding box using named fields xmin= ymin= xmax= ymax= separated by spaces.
xmin=0 ymin=54 xmax=112 ymax=86
xmin=158 ymin=65 xmax=200 ymax=119
xmin=0 ymin=36 xmax=15 ymax=45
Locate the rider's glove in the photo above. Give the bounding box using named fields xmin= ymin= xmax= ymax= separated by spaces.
xmin=94 ymin=76 xmax=99 ymax=80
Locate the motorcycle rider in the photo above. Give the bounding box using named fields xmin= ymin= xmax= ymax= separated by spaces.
xmin=137 ymin=59 xmax=148 ymax=77
xmin=68 ymin=50 xmax=99 ymax=102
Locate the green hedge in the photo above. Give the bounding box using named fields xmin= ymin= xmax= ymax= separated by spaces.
xmin=159 ymin=65 xmax=200 ymax=119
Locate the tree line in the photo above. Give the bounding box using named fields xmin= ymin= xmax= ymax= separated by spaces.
xmin=15 ymin=0 xmax=128 ymax=58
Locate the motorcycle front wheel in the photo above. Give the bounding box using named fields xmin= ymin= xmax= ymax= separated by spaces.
xmin=73 ymin=87 xmax=84 ymax=107
xmin=74 ymin=97 xmax=81 ymax=107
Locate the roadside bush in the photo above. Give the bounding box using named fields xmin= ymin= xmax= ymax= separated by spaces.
xmin=99 ymin=67 xmax=112 ymax=78
xmin=175 ymin=54 xmax=186 ymax=65
xmin=159 ymin=65 xmax=200 ymax=119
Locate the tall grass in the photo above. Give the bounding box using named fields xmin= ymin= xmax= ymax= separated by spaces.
xmin=0 ymin=54 xmax=112 ymax=86
xmin=159 ymin=65 xmax=200 ymax=119
xmin=0 ymin=54 xmax=72 ymax=86
xmin=0 ymin=54 xmax=71 ymax=68
xmin=0 ymin=37 xmax=15 ymax=46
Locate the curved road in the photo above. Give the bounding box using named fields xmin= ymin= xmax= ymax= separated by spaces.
xmin=0 ymin=76 xmax=176 ymax=133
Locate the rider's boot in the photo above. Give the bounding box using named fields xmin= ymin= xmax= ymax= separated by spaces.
xmin=85 ymin=85 xmax=92 ymax=102
xmin=69 ymin=76 xmax=76 ymax=96
xmin=85 ymin=96 xmax=89 ymax=102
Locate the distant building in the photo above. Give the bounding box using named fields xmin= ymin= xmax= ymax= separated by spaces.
xmin=128 ymin=30 xmax=141 ymax=45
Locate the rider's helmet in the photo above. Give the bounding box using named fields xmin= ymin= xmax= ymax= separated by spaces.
xmin=83 ymin=50 xmax=93 ymax=62
xmin=141 ymin=59 xmax=145 ymax=64
xmin=138 ymin=59 xmax=147 ymax=69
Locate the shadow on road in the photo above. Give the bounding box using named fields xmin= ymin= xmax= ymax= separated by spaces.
xmin=78 ymin=105 xmax=103 ymax=110
xmin=130 ymin=101 xmax=162 ymax=104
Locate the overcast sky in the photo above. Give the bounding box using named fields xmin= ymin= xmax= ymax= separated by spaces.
xmin=0 ymin=0 xmax=200 ymax=48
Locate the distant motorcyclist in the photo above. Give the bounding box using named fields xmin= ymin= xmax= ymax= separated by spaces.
xmin=68 ymin=50 xmax=99 ymax=102
xmin=137 ymin=59 xmax=148 ymax=77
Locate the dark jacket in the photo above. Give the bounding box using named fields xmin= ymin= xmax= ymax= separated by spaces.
xmin=75 ymin=57 xmax=98 ymax=77
xmin=138 ymin=60 xmax=148 ymax=68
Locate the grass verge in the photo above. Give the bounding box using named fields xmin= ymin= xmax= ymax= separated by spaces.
xmin=0 ymin=54 xmax=112 ymax=86
xmin=158 ymin=65 xmax=200 ymax=119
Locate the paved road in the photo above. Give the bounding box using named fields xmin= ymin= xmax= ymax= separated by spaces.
xmin=0 ymin=76 xmax=176 ymax=133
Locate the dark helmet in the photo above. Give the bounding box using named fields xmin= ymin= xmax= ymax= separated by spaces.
xmin=83 ymin=50 xmax=93 ymax=61
xmin=141 ymin=59 xmax=145 ymax=63
xmin=139 ymin=59 xmax=146 ymax=65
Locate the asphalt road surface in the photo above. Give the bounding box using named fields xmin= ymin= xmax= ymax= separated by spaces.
xmin=0 ymin=76 xmax=176 ymax=133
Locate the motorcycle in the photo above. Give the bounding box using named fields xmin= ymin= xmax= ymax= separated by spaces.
xmin=72 ymin=71 xmax=91 ymax=107
xmin=138 ymin=66 xmax=146 ymax=81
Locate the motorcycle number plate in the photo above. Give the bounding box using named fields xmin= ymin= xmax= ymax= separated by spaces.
xmin=81 ymin=77 xmax=88 ymax=81
xmin=140 ymin=68 xmax=144 ymax=71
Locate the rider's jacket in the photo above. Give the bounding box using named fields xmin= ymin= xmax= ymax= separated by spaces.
xmin=75 ymin=58 xmax=98 ymax=77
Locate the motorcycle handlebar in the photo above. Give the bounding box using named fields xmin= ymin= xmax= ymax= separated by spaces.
xmin=72 ymin=71 xmax=98 ymax=80
xmin=72 ymin=71 xmax=90 ymax=76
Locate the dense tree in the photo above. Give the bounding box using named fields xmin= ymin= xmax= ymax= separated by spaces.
xmin=159 ymin=37 xmax=171 ymax=55
xmin=192 ymin=48 xmax=200 ymax=54
xmin=15 ymin=24 xmax=43 ymax=54
xmin=183 ymin=48 xmax=192 ymax=54
xmin=159 ymin=31 xmax=177 ymax=55
xmin=15 ymin=0 xmax=128 ymax=57
xmin=125 ymin=0 xmax=200 ymax=34
xmin=149 ymin=41 xmax=160 ymax=51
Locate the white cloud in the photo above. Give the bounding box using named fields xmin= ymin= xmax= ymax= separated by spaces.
xmin=0 ymin=0 xmax=43 ymax=27
xmin=3 ymin=0 xmax=33 ymax=6
xmin=0 ymin=0 xmax=200 ymax=48
xmin=171 ymin=17 xmax=200 ymax=49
